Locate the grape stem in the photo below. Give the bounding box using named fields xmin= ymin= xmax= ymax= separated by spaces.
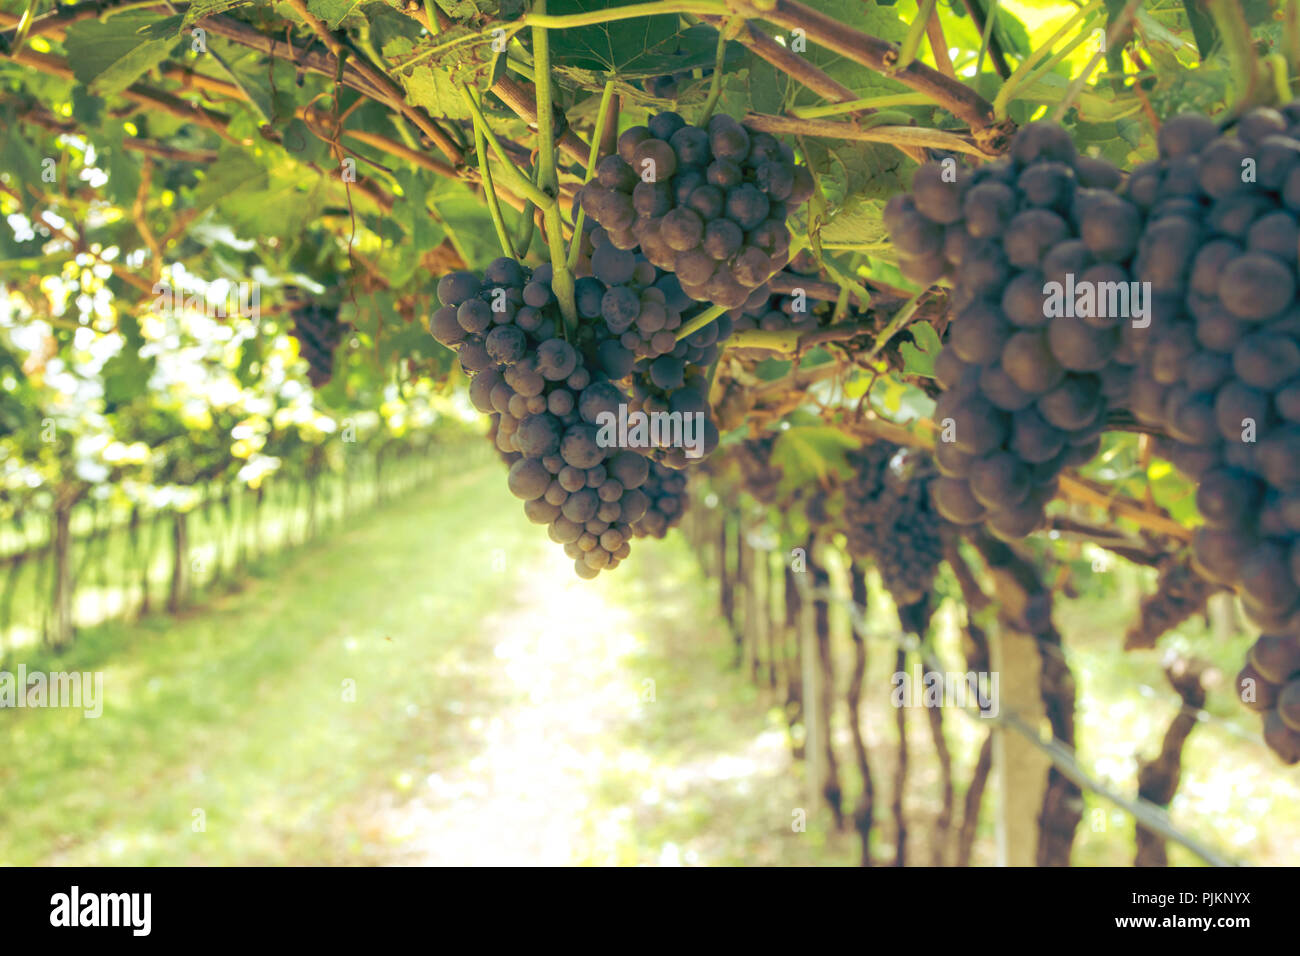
xmin=1287 ymin=0 xmax=1300 ymax=80
xmin=698 ymin=19 xmax=734 ymax=123
xmin=674 ymin=303 xmax=730 ymax=342
xmin=973 ymin=0 xmax=1002 ymax=79
xmin=566 ymin=78 xmax=617 ymax=273
xmin=743 ymin=113 xmax=988 ymax=156
xmin=530 ymin=0 xmax=578 ymax=334
xmin=522 ymin=0 xmax=729 ymax=30
xmin=791 ymin=93 xmax=933 ymax=121
xmin=458 ymin=85 xmax=552 ymax=209
xmin=1205 ymin=0 xmax=1262 ymax=113
xmin=468 ymin=89 xmax=516 ymax=259
xmin=726 ymin=320 xmax=875 ymax=355
xmin=892 ymin=0 xmax=937 ymax=75
xmin=860 ymin=290 xmax=924 ymax=365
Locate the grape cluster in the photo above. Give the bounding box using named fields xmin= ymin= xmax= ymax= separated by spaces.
xmin=842 ymin=443 xmax=949 ymax=633
xmin=630 ymin=460 xmax=690 ymax=538
xmin=287 ymin=297 xmax=348 ymax=388
xmin=428 ymin=257 xmax=657 ymax=579
xmin=887 ymin=122 xmax=1136 ymax=540
xmin=1239 ymin=633 xmax=1300 ymax=763
xmin=565 ymin=206 xmax=732 ymax=470
xmin=579 ymin=111 xmax=813 ymax=309
xmin=1096 ymin=105 xmax=1300 ymax=761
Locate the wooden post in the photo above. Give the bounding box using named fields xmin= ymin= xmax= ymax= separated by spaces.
xmin=989 ymin=620 xmax=1049 ymax=866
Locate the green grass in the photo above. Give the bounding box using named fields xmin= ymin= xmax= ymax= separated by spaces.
xmin=0 ymin=462 xmax=548 ymax=865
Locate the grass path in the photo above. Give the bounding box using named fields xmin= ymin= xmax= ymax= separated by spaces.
xmin=0 ymin=463 xmax=845 ymax=866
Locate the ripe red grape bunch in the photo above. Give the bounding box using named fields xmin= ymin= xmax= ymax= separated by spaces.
xmin=428 ymin=257 xmax=658 ymax=579
xmin=889 ymin=107 xmax=1300 ymax=764
xmin=842 ymin=443 xmax=950 ymax=635
xmin=887 ymin=121 xmax=1139 ymax=542
xmin=1112 ymin=104 xmax=1300 ymax=763
xmin=286 ymin=293 xmax=348 ymax=388
xmin=580 ymin=111 xmax=814 ymax=309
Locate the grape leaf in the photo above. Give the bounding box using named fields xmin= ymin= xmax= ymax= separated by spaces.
xmin=441 ymin=0 xmax=526 ymax=18
xmin=182 ymin=0 xmax=255 ymax=27
xmin=63 ymin=13 xmax=183 ymax=96
xmin=307 ymin=0 xmax=368 ymax=28
xmin=0 ymin=112 xmax=44 ymax=210
xmin=772 ymin=425 xmax=859 ymax=498
xmin=544 ymin=0 xmax=683 ymax=73
xmin=383 ymin=27 xmax=499 ymax=119
xmin=899 ymin=321 xmax=941 ymax=379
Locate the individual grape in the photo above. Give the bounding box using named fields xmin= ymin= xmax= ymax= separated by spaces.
xmin=507 ymin=457 xmax=550 ymax=501
xmin=703 ymin=220 xmax=744 ymax=261
xmin=1219 ymin=254 xmax=1295 ymax=320
xmin=429 ymin=306 xmax=468 ymax=347
xmin=591 ymin=244 xmax=637 ymax=286
xmin=437 ymin=271 xmax=481 ymax=307
xmin=660 ymin=207 xmax=704 ymax=252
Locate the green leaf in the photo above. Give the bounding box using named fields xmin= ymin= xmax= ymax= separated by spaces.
xmin=435 ymin=188 xmax=503 ymax=268
xmin=63 ymin=13 xmax=182 ymax=96
xmin=182 ymin=0 xmax=254 ymax=28
xmin=383 ymin=27 xmax=498 ymax=119
xmin=101 ymin=314 xmax=155 ymax=408
xmin=1180 ymin=0 xmax=1216 ymax=62
xmin=191 ymin=147 xmax=268 ymax=213
xmin=802 ymin=140 xmax=911 ymax=236
xmin=754 ymin=358 xmax=792 ymax=381
xmin=545 ymin=0 xmax=682 ymax=73
xmin=0 ymin=112 xmax=44 ymax=210
xmin=389 ymin=169 xmax=445 ymax=287
xmin=899 ymin=321 xmax=941 ymax=378
xmin=307 ymin=0 xmax=367 ymax=29
xmin=771 ymin=425 xmax=859 ymax=497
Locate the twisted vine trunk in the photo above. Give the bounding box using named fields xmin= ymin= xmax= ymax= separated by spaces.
xmin=1136 ymin=661 xmax=1206 ymax=867
xmin=892 ymin=646 xmax=908 ymax=867
xmin=783 ymin=559 xmax=805 ymax=761
xmin=847 ymin=565 xmax=875 ymax=866
xmin=809 ymin=549 xmax=843 ymax=829
xmin=925 ymin=699 xmax=954 ymax=866
xmin=956 ymin=617 xmax=993 ymax=867
xmin=719 ymin=513 xmax=734 ymax=643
